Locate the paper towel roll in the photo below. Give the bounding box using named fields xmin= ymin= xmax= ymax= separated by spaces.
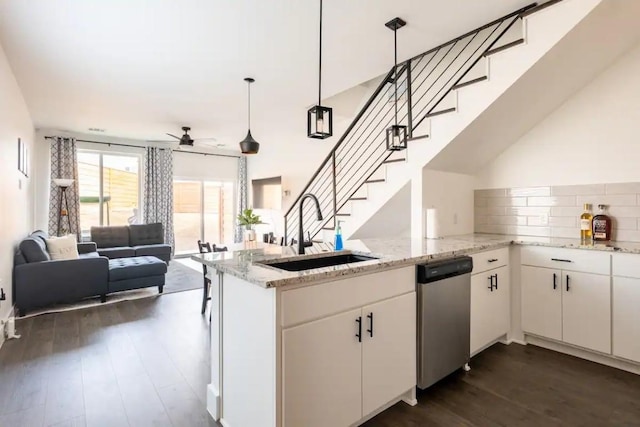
xmin=425 ymin=208 xmax=441 ymax=239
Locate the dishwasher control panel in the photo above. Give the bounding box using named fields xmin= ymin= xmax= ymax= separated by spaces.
xmin=417 ymin=256 xmax=473 ymax=283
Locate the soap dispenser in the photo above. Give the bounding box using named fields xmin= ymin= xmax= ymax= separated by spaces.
xmin=334 ymin=221 xmax=344 ymax=251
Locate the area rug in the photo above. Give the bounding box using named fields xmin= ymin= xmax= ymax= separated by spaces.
xmin=19 ymin=260 xmax=203 ymax=319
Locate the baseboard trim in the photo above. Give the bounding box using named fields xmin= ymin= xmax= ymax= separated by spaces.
xmin=526 ymin=335 xmax=640 ymax=376
xmin=501 ymin=338 xmax=527 ymax=346
xmin=0 ymin=306 xmax=16 ymax=350
xmin=351 ymin=387 xmax=416 ymax=427
xmin=206 ymin=384 xmax=220 ymax=421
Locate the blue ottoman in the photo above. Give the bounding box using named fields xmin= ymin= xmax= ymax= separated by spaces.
xmin=108 ymin=256 xmax=167 ymax=294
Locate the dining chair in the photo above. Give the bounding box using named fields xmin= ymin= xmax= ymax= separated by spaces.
xmin=198 ymin=240 xmax=229 ymax=317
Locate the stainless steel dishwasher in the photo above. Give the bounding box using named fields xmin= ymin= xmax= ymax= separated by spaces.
xmin=416 ymin=256 xmax=473 ymax=389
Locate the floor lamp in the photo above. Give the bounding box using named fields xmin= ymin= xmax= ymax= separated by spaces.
xmin=53 ymin=178 xmax=74 ymax=236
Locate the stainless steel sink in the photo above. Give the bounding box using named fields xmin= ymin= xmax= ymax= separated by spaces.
xmin=260 ymin=253 xmax=379 ymax=272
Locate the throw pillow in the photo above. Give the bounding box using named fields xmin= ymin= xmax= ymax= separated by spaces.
xmin=45 ymin=235 xmax=79 ymax=261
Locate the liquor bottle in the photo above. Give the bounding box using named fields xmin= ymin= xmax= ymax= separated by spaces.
xmin=580 ymin=203 xmax=593 ymax=243
xmin=592 ymin=204 xmax=612 ymax=242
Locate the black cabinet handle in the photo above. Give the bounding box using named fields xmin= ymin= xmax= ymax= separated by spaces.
xmin=551 ymin=258 xmax=572 ymax=263
xmin=566 ymin=275 xmax=570 ymax=292
xmin=488 ymin=258 xmax=498 ymax=263
xmin=494 ymin=274 xmax=499 ymax=290
xmin=487 ymin=275 xmax=494 ymax=291
xmin=355 ymin=317 xmax=362 ymax=342
xmin=553 ymin=273 xmax=557 ymax=290
xmin=367 ymin=312 xmax=374 ymax=338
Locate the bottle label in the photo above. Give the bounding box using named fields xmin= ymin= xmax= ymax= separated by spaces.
xmin=593 ymin=219 xmax=607 ymax=239
xmin=580 ymin=219 xmax=591 ymax=231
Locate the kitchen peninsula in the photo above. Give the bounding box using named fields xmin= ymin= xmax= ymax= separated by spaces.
xmin=192 ymin=234 xmax=640 ymax=427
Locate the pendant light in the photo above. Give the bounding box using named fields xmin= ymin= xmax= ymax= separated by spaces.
xmin=239 ymin=77 xmax=260 ymax=154
xmin=307 ymin=0 xmax=333 ymax=139
xmin=385 ymin=17 xmax=407 ymax=152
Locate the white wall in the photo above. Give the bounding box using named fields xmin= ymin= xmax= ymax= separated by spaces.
xmin=423 ymin=168 xmax=475 ymax=237
xmin=476 ymin=42 xmax=640 ymax=189
xmin=0 ymin=41 xmax=34 ymax=322
xmin=33 ymin=129 xmax=239 ymax=231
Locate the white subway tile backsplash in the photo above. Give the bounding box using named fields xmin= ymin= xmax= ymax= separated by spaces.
xmin=527 ymin=196 xmax=576 ymax=207
xmin=476 ymin=182 xmax=640 ymax=243
xmin=486 ymin=197 xmax=527 ymax=207
xmin=551 ymin=184 xmax=606 ymax=196
xmin=605 ymin=182 xmax=640 ymax=194
xmin=507 ymin=187 xmax=551 ymax=197
xmin=576 ymin=194 xmax=637 ymax=207
xmin=476 ymin=189 xmax=507 ymax=198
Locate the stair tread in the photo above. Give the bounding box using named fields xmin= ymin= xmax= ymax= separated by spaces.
xmin=407 ymin=134 xmax=429 ymax=142
xmin=336 ymin=213 xmax=351 ymax=217
xmin=425 ymin=107 xmax=456 ymax=118
xmin=365 ymin=179 xmax=386 ymax=184
xmin=382 ymin=158 xmax=406 ymax=164
xmin=322 ymin=227 xmax=335 ymax=230
xmin=452 ymin=75 xmax=488 ymax=90
xmin=484 ymin=38 xmax=525 ymax=57
xmin=350 ymin=197 xmax=368 ymax=200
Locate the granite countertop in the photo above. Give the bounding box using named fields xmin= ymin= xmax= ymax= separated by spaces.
xmin=191 ymin=234 xmax=640 ymax=289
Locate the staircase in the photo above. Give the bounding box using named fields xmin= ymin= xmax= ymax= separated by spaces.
xmin=284 ymin=0 xmax=612 ymax=243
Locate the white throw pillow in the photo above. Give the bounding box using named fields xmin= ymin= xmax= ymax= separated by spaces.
xmin=45 ymin=235 xmax=79 ymax=261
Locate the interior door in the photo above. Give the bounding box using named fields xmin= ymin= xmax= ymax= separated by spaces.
xmin=282 ymin=308 xmax=363 ymax=427
xmin=521 ymin=266 xmax=562 ymax=341
xmin=361 ymin=293 xmax=416 ymax=416
xmin=562 ymin=271 xmax=611 ymax=353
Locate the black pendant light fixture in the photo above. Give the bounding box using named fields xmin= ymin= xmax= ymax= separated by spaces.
xmin=385 ymin=17 xmax=408 ymax=152
xmin=307 ymin=0 xmax=333 ymax=139
xmin=239 ymin=77 xmax=260 ymax=154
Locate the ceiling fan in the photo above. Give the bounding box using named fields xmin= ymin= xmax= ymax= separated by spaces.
xmin=147 ymin=126 xmax=219 ymax=148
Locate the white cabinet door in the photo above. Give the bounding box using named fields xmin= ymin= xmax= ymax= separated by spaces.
xmin=613 ymin=277 xmax=640 ymax=362
xmin=362 ymin=292 xmax=416 ymax=416
xmin=562 ymin=271 xmax=611 ymax=354
xmin=521 ymin=266 xmax=562 ymax=341
xmin=282 ymin=308 xmax=363 ymax=427
xmin=470 ymin=265 xmax=510 ymax=354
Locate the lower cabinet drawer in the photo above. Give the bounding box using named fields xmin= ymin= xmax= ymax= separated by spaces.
xmin=471 ymin=247 xmax=509 ymax=275
xmin=521 ymin=246 xmax=610 ymax=275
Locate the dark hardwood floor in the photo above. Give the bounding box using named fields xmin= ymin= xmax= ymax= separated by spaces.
xmin=0 ymin=290 xmax=217 ymax=427
xmin=2 ymin=289 xmax=640 ymax=426
xmin=364 ymin=343 xmax=640 ymax=427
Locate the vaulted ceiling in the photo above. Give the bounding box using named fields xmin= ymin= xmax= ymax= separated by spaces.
xmin=0 ymin=0 xmax=532 ymax=149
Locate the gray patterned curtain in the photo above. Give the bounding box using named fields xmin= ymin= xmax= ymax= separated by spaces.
xmin=235 ymin=156 xmax=248 ymax=243
xmin=48 ymin=137 xmax=80 ymax=238
xmin=143 ymin=147 xmax=175 ymax=252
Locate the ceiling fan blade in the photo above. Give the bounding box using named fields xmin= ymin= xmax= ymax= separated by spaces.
xmin=193 ymin=137 xmax=218 ymax=142
xmin=166 ymin=133 xmax=181 ymax=140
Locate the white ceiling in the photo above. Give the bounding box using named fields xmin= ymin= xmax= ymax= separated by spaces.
xmin=0 ymin=0 xmax=533 ymax=149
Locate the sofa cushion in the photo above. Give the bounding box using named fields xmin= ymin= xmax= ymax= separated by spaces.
xmin=108 ymin=256 xmax=167 ymax=282
xmin=97 ymin=247 xmax=136 ymax=259
xmin=79 ymin=252 xmax=100 ymax=259
xmin=19 ymin=236 xmax=50 ymax=263
xmin=91 ymin=226 xmax=130 ymax=248
xmin=133 ymin=244 xmax=172 ymax=260
xmin=129 ymin=223 xmax=164 ymax=246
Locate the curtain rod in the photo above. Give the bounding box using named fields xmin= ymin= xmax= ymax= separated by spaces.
xmin=44 ymin=136 xmax=241 ymax=159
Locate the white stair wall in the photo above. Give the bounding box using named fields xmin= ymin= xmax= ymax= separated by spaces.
xmin=338 ymin=0 xmax=604 ymax=240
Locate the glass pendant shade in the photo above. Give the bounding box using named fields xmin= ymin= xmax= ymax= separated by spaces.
xmin=386 ymin=124 xmax=408 ymax=151
xmin=307 ymin=105 xmax=333 ymax=139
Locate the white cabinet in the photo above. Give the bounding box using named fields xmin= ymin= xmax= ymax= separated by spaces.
xmin=281 ymin=267 xmax=416 ymax=427
xmin=470 ymin=250 xmax=510 ymax=355
xmin=362 ymin=293 xmax=416 ymax=416
xmin=283 ymin=308 xmax=363 ymax=427
xmin=613 ymin=277 xmax=640 ymax=363
xmin=521 ymin=247 xmax=611 ymax=354
xmin=612 ymin=253 xmax=640 ymax=363
xmin=521 ymin=266 xmax=562 ymax=341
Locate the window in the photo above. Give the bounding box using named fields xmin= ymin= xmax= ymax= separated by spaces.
xmin=77 ymin=151 xmax=140 ymax=235
xmin=173 ymin=180 xmax=234 ymax=255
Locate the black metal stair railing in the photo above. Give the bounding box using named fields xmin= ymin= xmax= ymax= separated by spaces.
xmin=284 ymin=3 xmax=537 ymax=243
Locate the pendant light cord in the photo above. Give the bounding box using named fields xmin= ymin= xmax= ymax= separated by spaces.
xmin=394 ymin=27 xmax=398 ymax=127
xmin=318 ymin=0 xmax=323 ymax=106
xmin=247 ymin=80 xmax=251 ymax=130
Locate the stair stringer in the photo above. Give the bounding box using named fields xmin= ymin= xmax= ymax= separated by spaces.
xmin=338 ymin=0 xmax=602 ymax=241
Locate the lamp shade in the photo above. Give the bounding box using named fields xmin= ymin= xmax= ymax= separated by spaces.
xmin=239 ymin=130 xmax=260 ymax=155
xmin=307 ymin=105 xmax=333 ymax=139
xmin=53 ymin=178 xmax=75 ymax=188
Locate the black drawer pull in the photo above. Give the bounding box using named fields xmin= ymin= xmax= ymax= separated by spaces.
xmin=367 ymin=312 xmax=374 ymax=338
xmin=551 ymin=258 xmax=572 ymax=263
xmin=488 ymin=258 xmax=499 ymax=263
xmin=355 ymin=317 xmax=362 ymax=342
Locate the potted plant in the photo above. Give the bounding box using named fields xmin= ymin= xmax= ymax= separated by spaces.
xmin=237 ymin=208 xmax=264 ymax=242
